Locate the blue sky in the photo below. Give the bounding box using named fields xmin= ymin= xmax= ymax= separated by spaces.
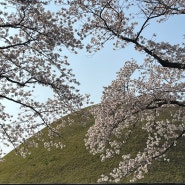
xmin=68 ymin=43 xmax=142 ymax=104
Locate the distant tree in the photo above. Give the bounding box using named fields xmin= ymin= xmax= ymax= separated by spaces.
xmin=58 ymin=0 xmax=185 ymax=182
xmin=0 ymin=0 xmax=89 ymax=157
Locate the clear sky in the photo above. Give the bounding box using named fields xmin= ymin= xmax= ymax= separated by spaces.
xmin=68 ymin=43 xmax=141 ymax=104
xmin=67 ymin=15 xmax=184 ymax=104
xmin=1 ymin=4 xmax=184 ymax=156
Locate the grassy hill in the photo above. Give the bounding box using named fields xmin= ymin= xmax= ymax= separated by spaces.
xmin=0 ymin=106 xmax=184 ymax=184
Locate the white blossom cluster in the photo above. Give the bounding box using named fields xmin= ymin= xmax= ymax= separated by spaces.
xmin=43 ymin=141 xmax=65 ymax=151
xmin=87 ymin=61 xmax=185 ymax=183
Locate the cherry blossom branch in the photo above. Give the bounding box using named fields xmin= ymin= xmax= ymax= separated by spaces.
xmin=152 ymin=129 xmax=185 ymax=160
xmin=0 ymin=94 xmax=62 ymax=137
xmin=79 ymin=1 xmax=185 ymax=69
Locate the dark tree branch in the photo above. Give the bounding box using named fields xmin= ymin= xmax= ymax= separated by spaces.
xmin=152 ymin=129 xmax=185 ymax=160
xmin=0 ymin=75 xmax=35 ymax=87
xmin=88 ymin=2 xmax=185 ymax=69
xmin=0 ymin=39 xmax=35 ymax=50
xmin=146 ymin=99 xmax=185 ymax=109
xmin=0 ymin=95 xmax=62 ymax=137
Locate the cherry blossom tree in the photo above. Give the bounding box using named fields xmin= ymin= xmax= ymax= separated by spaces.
xmin=0 ymin=0 xmax=90 ymax=157
xmin=1 ymin=0 xmax=185 ymax=182
xmin=57 ymin=0 xmax=185 ymax=182
xmin=86 ymin=61 xmax=185 ymax=182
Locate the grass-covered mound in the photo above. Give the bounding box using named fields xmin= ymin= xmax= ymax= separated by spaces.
xmin=0 ymin=107 xmax=184 ymax=184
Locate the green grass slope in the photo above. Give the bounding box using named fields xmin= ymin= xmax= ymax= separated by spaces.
xmin=0 ymin=107 xmax=184 ymax=184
